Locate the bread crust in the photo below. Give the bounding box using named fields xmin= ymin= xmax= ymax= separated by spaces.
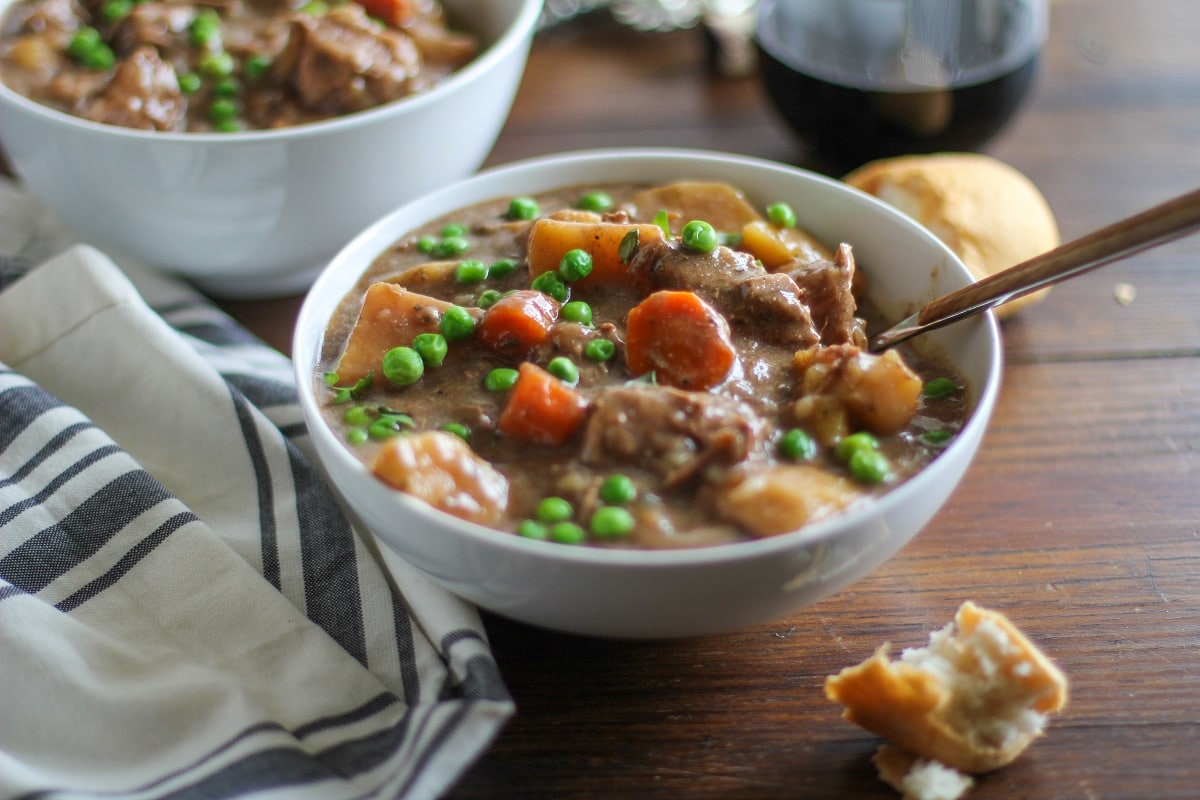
xmin=844 ymin=153 xmax=1060 ymax=317
xmin=825 ymin=601 xmax=1068 ymax=774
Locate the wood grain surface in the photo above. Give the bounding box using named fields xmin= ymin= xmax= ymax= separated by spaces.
xmin=220 ymin=1 xmax=1200 ymax=797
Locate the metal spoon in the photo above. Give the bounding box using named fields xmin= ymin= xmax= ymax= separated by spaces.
xmin=868 ymin=187 xmax=1200 ymax=352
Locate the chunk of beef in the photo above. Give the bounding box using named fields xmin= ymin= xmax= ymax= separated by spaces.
xmin=787 ymin=243 xmax=865 ymax=346
xmin=110 ymin=3 xmax=194 ymax=56
xmin=2 ymin=0 xmax=81 ymax=36
xmin=77 ymin=45 xmax=185 ymax=130
xmin=626 ymin=236 xmax=820 ymax=346
xmin=274 ymin=4 xmax=421 ymax=116
xmin=580 ymin=383 xmax=767 ymax=490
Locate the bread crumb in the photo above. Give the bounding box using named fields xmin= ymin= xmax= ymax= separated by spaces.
xmin=1113 ymin=282 xmax=1137 ymax=306
xmin=874 ymin=744 xmax=974 ymax=800
xmin=825 ymin=601 xmax=1068 ymax=775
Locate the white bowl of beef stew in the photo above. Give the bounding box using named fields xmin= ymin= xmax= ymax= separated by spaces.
xmin=0 ymin=0 xmax=542 ymax=298
xmin=294 ymin=148 xmax=1002 ymax=639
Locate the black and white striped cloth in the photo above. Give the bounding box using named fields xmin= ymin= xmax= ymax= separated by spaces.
xmin=0 ymin=236 xmax=513 ymax=799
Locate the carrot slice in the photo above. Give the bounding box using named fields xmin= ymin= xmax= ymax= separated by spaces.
xmin=476 ymin=290 xmax=560 ymax=357
xmin=353 ymin=0 xmax=417 ymax=27
xmin=624 ymin=290 xmax=737 ymax=390
xmin=498 ymin=362 xmax=589 ymax=446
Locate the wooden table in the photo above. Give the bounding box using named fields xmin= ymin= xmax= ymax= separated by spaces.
xmin=222 ymin=2 xmax=1200 ymax=797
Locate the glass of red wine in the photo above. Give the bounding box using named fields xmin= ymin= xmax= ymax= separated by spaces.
xmin=756 ymin=0 xmax=1047 ymax=170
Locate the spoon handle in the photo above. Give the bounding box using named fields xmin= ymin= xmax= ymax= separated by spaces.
xmin=869 ymin=187 xmax=1200 ymax=351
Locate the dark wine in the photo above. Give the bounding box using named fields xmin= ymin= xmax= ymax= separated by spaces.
xmin=756 ymin=0 xmax=1044 ymax=169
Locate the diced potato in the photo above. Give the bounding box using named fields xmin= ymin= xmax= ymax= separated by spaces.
xmin=387 ymin=261 xmax=460 ymax=294
xmin=792 ymin=345 xmax=923 ymax=437
xmin=334 ymin=282 xmax=457 ymax=383
xmin=526 ymin=218 xmax=664 ymax=287
xmin=716 ymin=464 xmax=864 ymax=537
xmin=740 ymin=219 xmax=830 ymax=270
xmin=839 ymin=348 xmax=924 ymax=435
xmin=371 ymin=431 xmax=509 ymax=525
xmin=7 ymin=35 xmax=59 ymax=75
xmin=631 ymin=181 xmax=763 ymax=232
xmin=547 ymin=209 xmax=603 ymax=223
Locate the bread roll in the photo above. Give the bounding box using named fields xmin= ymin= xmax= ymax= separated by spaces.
xmin=844 ymin=153 xmax=1060 ymax=317
xmin=825 ymin=601 xmax=1068 ymax=775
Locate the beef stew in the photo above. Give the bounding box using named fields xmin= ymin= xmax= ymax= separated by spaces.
xmin=0 ymin=0 xmax=477 ymax=131
xmin=316 ymin=180 xmax=969 ymax=549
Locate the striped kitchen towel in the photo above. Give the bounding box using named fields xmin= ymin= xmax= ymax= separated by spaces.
xmin=0 ymin=245 xmax=513 ymax=799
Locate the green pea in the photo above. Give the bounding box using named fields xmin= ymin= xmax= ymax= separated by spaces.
xmin=849 ymin=449 xmax=891 ymax=484
xmin=599 ymin=474 xmax=636 ymax=505
xmin=560 ymin=300 xmax=592 ymax=326
xmin=590 ymin=506 xmax=635 ymax=538
xmin=244 ymin=54 xmax=270 ymax=81
xmin=439 ymin=305 xmax=475 ymax=342
xmin=517 ymin=520 xmax=549 ymax=540
xmin=477 ymin=289 xmax=502 ymax=309
xmin=441 ymin=223 xmax=468 ymax=238
xmin=382 ymin=346 xmax=424 ymax=386
xmin=577 ymin=190 xmax=613 ymax=212
xmin=778 ymin=428 xmax=816 ymax=461
xmin=549 ymin=522 xmax=586 ymax=544
xmin=584 ymin=338 xmax=616 ymax=363
xmin=546 ymin=356 xmax=579 ymax=386
xmin=368 ymin=418 xmax=403 ymax=440
xmin=536 ymin=496 xmax=573 ymax=524
xmin=484 ymin=367 xmax=519 ymax=392
xmin=530 ymin=270 xmax=568 ymax=302
xmin=923 ymin=377 xmax=960 ymax=398
xmin=681 ymin=220 xmax=718 ymax=253
xmin=343 ymin=405 xmax=372 ymax=426
xmin=441 ymin=422 xmax=471 ymax=440
xmin=66 ymin=29 xmax=114 ymax=70
xmin=177 ymin=71 xmax=202 ymax=94
xmin=767 ymin=201 xmax=797 ymax=229
xmin=488 ymin=258 xmax=518 ymax=279
xmin=558 ymin=249 xmax=593 ymax=282
xmin=212 ymin=118 xmax=241 ymax=133
xmin=836 ymin=431 xmax=879 ymax=462
xmin=507 ymin=196 xmax=540 ymax=221
xmin=101 ymin=0 xmax=134 ymax=23
xmin=188 ymin=10 xmax=221 ymax=48
xmin=412 ymin=332 xmax=448 ymax=368
xmin=718 ymin=231 xmax=744 ymax=248
xmin=198 ymin=51 xmax=235 ymax=78
xmin=416 ymin=235 xmax=438 ymax=254
xmin=207 ymin=98 xmax=238 ymax=124
xmin=212 ymin=77 xmax=240 ymax=97
xmin=346 ymin=427 xmax=369 ymax=445
xmin=455 ymin=259 xmax=488 ymax=283
xmin=433 ymin=236 xmax=469 ymax=258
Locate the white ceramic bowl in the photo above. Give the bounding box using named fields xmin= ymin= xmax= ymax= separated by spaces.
xmin=294 ymin=148 xmax=1002 ymax=639
xmin=0 ymin=0 xmax=543 ymax=298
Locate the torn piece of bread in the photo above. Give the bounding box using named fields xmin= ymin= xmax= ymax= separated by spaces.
xmin=844 ymin=153 xmax=1060 ymax=318
xmin=825 ymin=601 xmax=1068 ymax=775
xmin=874 ymin=744 xmax=974 ymax=800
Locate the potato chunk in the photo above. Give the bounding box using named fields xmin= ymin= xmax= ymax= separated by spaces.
xmin=335 ymin=283 xmax=459 ymax=383
xmin=793 ymin=345 xmax=923 ymax=437
xmin=715 ymin=464 xmax=863 ymax=537
xmin=370 ymin=431 xmax=508 ymax=525
xmin=526 ymin=218 xmax=664 ymax=287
